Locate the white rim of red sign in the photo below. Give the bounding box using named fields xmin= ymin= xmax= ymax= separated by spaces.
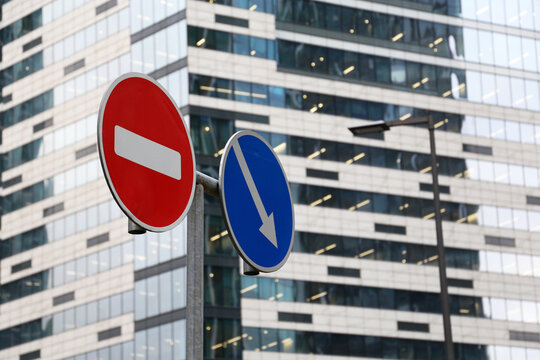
xmin=97 ymin=72 xmax=196 ymax=232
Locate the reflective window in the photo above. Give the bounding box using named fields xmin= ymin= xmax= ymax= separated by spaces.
xmin=159 ymin=272 xmax=173 ymax=314
xmin=188 ymin=26 xmax=275 ymax=60
xmin=0 ymin=9 xmax=42 ymax=46
xmin=134 ymin=268 xmax=186 ymax=321
xmin=197 ymin=0 xmax=273 ymax=13
xmin=173 ymin=267 xmax=186 ymax=309
xmin=289 ymin=181 xmax=540 ymax=233
xmin=130 ymin=0 xmax=186 ymax=33
xmin=203 ymin=320 xmax=537 ymax=359
xmin=133 ymin=226 xmax=186 ymax=270
xmin=187 ymin=26 xmax=539 ymax=109
xmin=3 ymin=159 xmax=100 ymax=214
xmin=367 ymin=0 xmax=538 ymax=31
xmin=205 ymin=266 xmax=240 ymax=307
xmin=190 ymin=74 xmax=540 ymax=145
xmin=276 ymin=40 xmax=538 ymax=110
xmin=42 ymin=9 xmax=129 ymax=69
xmin=0 ymin=242 xmax=132 ymax=304
xmin=191 ymin=114 xmax=540 ymax=200
xmin=0 ymin=290 xmax=133 ymax=351
xmin=209 ymin=0 xmax=539 ymax=70
xmin=42 ymin=0 xmax=93 ymax=25
xmin=0 ymin=52 xmax=43 ymax=86
xmin=1 ymin=90 xmax=53 ymax=128
xmin=62 ymin=320 xmax=186 ymax=360
xmin=239 ymin=275 xmax=540 ymax=325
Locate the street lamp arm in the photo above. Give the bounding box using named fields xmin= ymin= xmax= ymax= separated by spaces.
xmin=386 ymin=115 xmax=431 ymax=127
xmin=349 ymin=116 xmax=432 ymax=136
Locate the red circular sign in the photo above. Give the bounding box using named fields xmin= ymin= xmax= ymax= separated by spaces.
xmin=98 ymin=73 xmax=195 ymax=232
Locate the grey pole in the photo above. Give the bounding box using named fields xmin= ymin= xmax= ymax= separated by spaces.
xmin=196 ymin=171 xmax=219 ymax=198
xmin=427 ymin=117 xmax=454 ymax=360
xmin=186 ymin=184 xmax=204 ymax=360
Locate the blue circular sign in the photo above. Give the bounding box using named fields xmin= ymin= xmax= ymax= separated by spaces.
xmin=219 ymin=130 xmax=294 ymax=272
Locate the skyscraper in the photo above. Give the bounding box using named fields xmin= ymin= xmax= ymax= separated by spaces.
xmin=1 ymin=0 xmax=540 ymax=359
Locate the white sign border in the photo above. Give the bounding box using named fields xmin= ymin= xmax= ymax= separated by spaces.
xmin=97 ymin=72 xmax=196 ymax=233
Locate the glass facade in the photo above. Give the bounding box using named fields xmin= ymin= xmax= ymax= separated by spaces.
xmin=191 ymin=113 xmax=540 ymax=188
xmin=62 ymin=320 xmax=186 ymax=360
xmin=0 ymin=9 xmax=42 ymax=46
xmin=0 ymin=3 xmax=190 ymax=358
xmin=0 ymin=241 xmax=134 ymax=304
xmin=188 ymin=0 xmax=540 ymax=358
xmin=277 ymin=40 xmax=538 ymax=109
xmin=190 ymin=74 xmax=540 ymax=144
xmin=1 ymin=90 xmax=53 ymax=128
xmin=0 ymin=290 xmax=133 ymax=350
xmin=2 ymin=158 xmax=100 ymax=214
xmin=204 ymin=318 xmax=540 ymax=359
xmin=1 ymin=0 xmax=540 ymax=359
xmin=276 ymin=0 xmax=539 ymax=71
xmin=1 ymin=113 xmax=97 ymax=171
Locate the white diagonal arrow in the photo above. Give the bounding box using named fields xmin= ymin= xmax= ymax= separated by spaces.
xmin=232 ymin=139 xmax=278 ymax=248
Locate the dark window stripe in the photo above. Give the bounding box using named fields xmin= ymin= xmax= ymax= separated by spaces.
xmin=134 ymin=256 xmax=186 ymax=281
xmin=484 ymin=235 xmax=515 ymax=247
xmin=43 ymin=202 xmax=64 ymax=217
xmin=149 ymin=57 xmax=187 ymax=80
xmin=215 ymin=14 xmax=248 ymax=27
xmin=95 ymin=0 xmax=117 ymax=15
xmin=278 ymin=312 xmax=312 ymax=323
xmin=11 ymin=259 xmax=31 ymax=273
xmin=306 ymin=168 xmax=339 ymax=180
xmin=87 ymin=233 xmax=109 ymax=248
xmin=447 ymin=278 xmax=473 ymax=288
xmin=53 ymin=291 xmax=75 ymax=306
xmin=420 ymin=182 xmax=450 ymax=194
xmin=2 ymin=175 xmax=22 ymax=188
xmin=327 ymin=266 xmax=360 ymax=277
xmin=22 ymin=37 xmax=42 ymax=52
xmin=2 ymin=93 xmax=12 ymax=103
xmin=375 ymin=223 xmax=406 ymax=235
xmin=462 ymin=143 xmax=493 ymax=155
xmin=509 ymin=330 xmax=540 ymax=342
xmin=135 ymin=308 xmax=186 ymax=332
xmin=75 ymin=143 xmax=97 ymax=159
xmin=398 ymin=321 xmax=430 ymax=332
xmin=33 ymin=118 xmax=53 ymax=132
xmin=131 ymin=10 xmax=186 ymax=43
xmin=64 ymin=58 xmax=85 ymax=75
xmin=98 ymin=326 xmax=121 ymax=341
xmin=20 ymin=350 xmax=40 ymax=360
xmin=526 ymin=195 xmax=540 ymax=206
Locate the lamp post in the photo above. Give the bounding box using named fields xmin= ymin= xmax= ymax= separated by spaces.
xmin=349 ymin=116 xmax=454 ymax=360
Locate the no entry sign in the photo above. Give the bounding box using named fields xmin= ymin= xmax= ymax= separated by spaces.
xmin=98 ymin=73 xmax=196 ymax=232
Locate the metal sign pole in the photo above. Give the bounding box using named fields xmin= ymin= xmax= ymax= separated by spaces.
xmin=428 ymin=117 xmax=454 ymax=360
xmin=186 ymin=184 xmax=204 ymax=360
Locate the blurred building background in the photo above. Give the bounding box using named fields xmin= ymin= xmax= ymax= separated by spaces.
xmin=1 ymin=0 xmax=540 ymax=359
